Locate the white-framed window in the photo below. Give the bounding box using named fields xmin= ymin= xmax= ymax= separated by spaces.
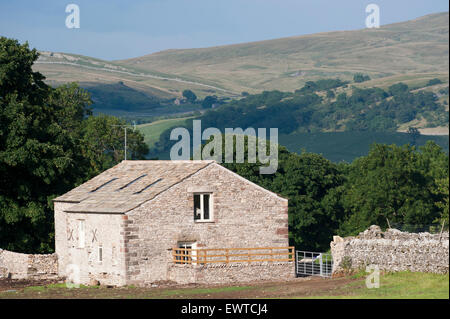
xmin=78 ymin=220 xmax=85 ymax=248
xmin=175 ymin=242 xmax=197 ymax=264
xmin=194 ymin=193 xmax=213 ymax=222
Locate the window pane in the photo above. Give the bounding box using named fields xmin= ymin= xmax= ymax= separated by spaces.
xmin=184 ymin=245 xmax=192 ymax=262
xmin=203 ymin=194 xmax=210 ymax=220
xmin=194 ymin=194 xmax=201 ymax=220
xmin=177 ymin=242 xmax=193 ymax=264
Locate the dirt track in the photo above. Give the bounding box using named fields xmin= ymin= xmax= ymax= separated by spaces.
xmin=0 ymin=276 xmax=360 ymax=299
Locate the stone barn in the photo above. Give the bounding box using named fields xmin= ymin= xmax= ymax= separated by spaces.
xmin=54 ymin=160 xmax=293 ymax=286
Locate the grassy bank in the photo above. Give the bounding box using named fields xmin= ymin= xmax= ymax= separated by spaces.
xmin=308 ymin=271 xmax=449 ymax=299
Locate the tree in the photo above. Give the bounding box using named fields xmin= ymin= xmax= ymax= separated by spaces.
xmin=407 ymin=127 xmax=420 ymax=145
xmin=427 ymin=78 xmax=442 ymax=86
xmin=338 ymin=143 xmax=444 ymax=236
xmin=182 ymin=89 xmax=197 ymax=103
xmin=388 ymin=82 xmax=409 ymax=96
xmin=0 ymin=38 xmax=80 ymax=252
xmin=271 ymin=152 xmax=346 ymax=251
xmin=416 ymin=141 xmax=449 ymax=225
xmin=353 ymin=73 xmax=371 ymax=83
xmin=202 ymin=95 xmax=218 ymax=109
xmin=81 ymin=115 xmax=148 ymax=177
xmin=433 ymin=177 xmax=449 ymax=225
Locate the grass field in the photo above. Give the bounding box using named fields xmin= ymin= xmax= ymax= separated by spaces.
xmin=312 ymin=271 xmax=449 ymax=299
xmin=136 ymin=116 xmax=197 ymax=149
xmin=0 ymin=272 xmax=447 ymax=299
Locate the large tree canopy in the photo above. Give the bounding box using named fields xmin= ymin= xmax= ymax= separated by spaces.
xmin=1 ymin=38 xmax=77 ymax=252
xmin=338 ymin=142 xmax=448 ymax=235
xmin=0 ymin=37 xmax=148 ymax=253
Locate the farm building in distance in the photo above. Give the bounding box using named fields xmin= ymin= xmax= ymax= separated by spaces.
xmin=53 ymin=160 xmax=293 ymax=286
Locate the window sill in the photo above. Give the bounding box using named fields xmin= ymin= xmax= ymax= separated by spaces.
xmin=194 ymin=220 xmax=215 ymax=223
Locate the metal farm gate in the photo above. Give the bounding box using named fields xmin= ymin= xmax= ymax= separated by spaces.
xmin=296 ymin=251 xmax=333 ymax=278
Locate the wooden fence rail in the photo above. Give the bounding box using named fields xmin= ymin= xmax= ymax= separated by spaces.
xmin=172 ymin=246 xmax=295 ymax=264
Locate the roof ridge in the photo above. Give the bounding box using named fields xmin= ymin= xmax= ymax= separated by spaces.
xmin=121 ymin=160 xmax=216 ymax=163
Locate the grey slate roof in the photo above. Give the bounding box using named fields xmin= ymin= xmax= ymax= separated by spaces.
xmin=54 ymin=160 xmax=214 ymax=213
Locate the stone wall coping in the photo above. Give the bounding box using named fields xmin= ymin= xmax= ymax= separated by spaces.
xmin=170 ymin=261 xmax=294 ymax=269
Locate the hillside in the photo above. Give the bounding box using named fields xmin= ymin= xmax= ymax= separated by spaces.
xmin=117 ymin=12 xmax=449 ymax=94
xmin=33 ymin=13 xmax=449 ymax=105
xmin=32 ymin=51 xmax=237 ymax=118
xmin=31 ymin=12 xmax=449 ymax=149
xmin=147 ymin=79 xmax=449 ymax=161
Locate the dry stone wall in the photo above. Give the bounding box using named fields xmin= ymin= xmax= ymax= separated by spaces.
xmin=0 ymin=249 xmax=59 ymax=280
xmin=330 ymin=225 xmax=449 ymax=274
xmin=167 ymin=261 xmax=295 ymax=285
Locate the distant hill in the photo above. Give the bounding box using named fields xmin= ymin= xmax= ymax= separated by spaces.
xmin=117 ymin=12 xmax=449 ymax=94
xmin=34 ymin=12 xmax=448 ymax=101
xmin=31 ymin=12 xmax=449 ymax=128
xmin=33 ymin=51 xmax=235 ymax=96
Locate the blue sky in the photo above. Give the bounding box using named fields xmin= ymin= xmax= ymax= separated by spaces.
xmin=0 ymin=0 xmax=448 ymax=60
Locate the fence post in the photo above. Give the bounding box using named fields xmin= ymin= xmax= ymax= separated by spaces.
xmin=295 ymin=249 xmax=298 ymax=277
xmin=319 ymin=254 xmax=323 ymax=277
xmin=303 ymin=251 xmax=306 ymax=275
xmin=226 ymin=249 xmax=229 ymax=264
